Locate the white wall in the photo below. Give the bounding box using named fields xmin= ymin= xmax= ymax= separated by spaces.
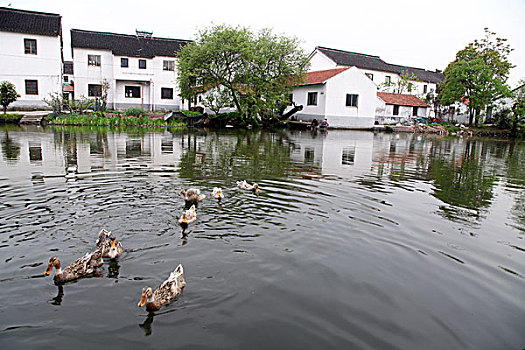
xmin=72 ymin=48 xmax=183 ymax=111
xmin=0 ymin=31 xmax=62 ymax=109
xmin=292 ymin=84 xmax=326 ymax=121
xmin=324 ymin=67 xmax=376 ymax=128
xmin=309 ymin=51 xmax=337 ymax=71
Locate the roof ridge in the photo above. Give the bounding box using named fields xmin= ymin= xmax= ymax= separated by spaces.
xmin=71 ymin=28 xmax=191 ymax=43
xmin=316 ymin=46 xmax=381 ymax=59
xmin=0 ymin=7 xmax=60 ymax=17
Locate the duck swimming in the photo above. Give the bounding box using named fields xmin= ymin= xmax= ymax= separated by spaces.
xmin=210 ymin=187 xmax=224 ymax=202
xmin=138 ymin=264 xmax=186 ymax=311
xmin=181 ymin=188 xmax=206 ymax=203
xmin=96 ymin=229 xmax=124 ymax=259
xmin=236 ymin=180 xmax=259 ymax=194
xmin=178 ymin=204 xmax=197 ymax=229
xmin=44 ymin=249 xmax=104 ymax=283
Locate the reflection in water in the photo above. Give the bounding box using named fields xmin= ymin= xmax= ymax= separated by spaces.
xmin=1 ymin=131 xmax=21 ymax=161
xmin=139 ymin=311 xmax=155 ymax=336
xmin=50 ymin=285 xmax=64 ymax=306
xmin=429 ymin=140 xmax=497 ymax=222
xmin=107 ymin=260 xmax=120 ymax=279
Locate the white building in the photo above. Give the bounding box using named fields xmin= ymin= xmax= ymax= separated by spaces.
xmin=376 ymin=92 xmax=430 ymax=123
xmin=71 ymin=29 xmax=191 ymax=111
xmin=290 ymin=67 xmax=377 ymax=129
xmin=309 ymin=46 xmax=444 ymax=97
xmin=0 ymin=7 xmax=63 ymax=110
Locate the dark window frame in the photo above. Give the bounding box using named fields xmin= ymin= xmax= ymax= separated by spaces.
xmin=125 ymin=86 xmax=141 ymax=98
xmin=161 ymin=87 xmax=174 ymax=99
xmin=138 ymin=59 xmax=147 ymax=69
xmin=24 ymin=38 xmax=37 ymax=54
xmin=346 ymin=94 xmax=358 ymax=107
xmin=88 ymin=84 xmax=102 ymax=97
xmin=385 ymin=75 xmax=391 ymax=84
xmin=121 ymin=58 xmax=129 ymax=68
xmin=88 ymin=55 xmax=101 ymax=66
xmin=423 ymin=84 xmax=428 ymax=93
xmin=307 ymin=92 xmax=318 ymax=106
xmin=393 ymin=105 xmax=400 ymax=115
xmin=25 ymin=80 xmax=38 ymax=95
xmin=163 ymin=60 xmax=175 ymax=71
xmin=63 ymin=76 xmax=69 ymax=82
xmin=413 ymin=107 xmax=418 ymax=116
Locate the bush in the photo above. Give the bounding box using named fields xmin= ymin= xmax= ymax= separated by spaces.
xmin=0 ymin=113 xmax=23 ymax=123
xmin=124 ymin=107 xmax=146 ymax=117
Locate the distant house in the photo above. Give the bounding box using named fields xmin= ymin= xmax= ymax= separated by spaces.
xmin=70 ymin=29 xmax=191 ymax=111
xmin=376 ymin=92 xmax=429 ymax=123
xmin=309 ymin=46 xmax=444 ymax=98
xmin=0 ymin=7 xmax=63 ymax=110
xmin=62 ymin=60 xmax=74 ymax=100
xmin=289 ymin=67 xmax=377 ymax=129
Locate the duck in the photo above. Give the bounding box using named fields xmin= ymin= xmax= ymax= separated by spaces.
xmin=44 ymin=249 xmax=104 ymax=283
xmin=178 ymin=204 xmax=197 ymax=229
xmin=236 ymin=180 xmax=259 ymax=194
xmin=96 ymin=229 xmax=124 ymax=259
xmin=181 ymin=188 xmax=205 ymax=203
xmin=210 ymin=187 xmax=224 ymax=202
xmin=138 ymin=264 xmax=186 ymax=311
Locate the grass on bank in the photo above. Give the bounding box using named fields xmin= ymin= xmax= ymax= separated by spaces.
xmin=0 ymin=114 xmax=24 ymax=123
xmin=48 ymin=113 xmax=184 ymax=128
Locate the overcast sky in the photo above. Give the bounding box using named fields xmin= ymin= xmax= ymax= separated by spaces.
xmin=4 ymin=0 xmax=524 ymax=86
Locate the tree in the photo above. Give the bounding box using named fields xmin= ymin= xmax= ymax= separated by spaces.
xmin=379 ymin=70 xmax=420 ymax=94
xmin=178 ymin=25 xmax=309 ymax=125
xmin=0 ymin=81 xmax=20 ymax=114
xmin=439 ymin=28 xmax=514 ymax=126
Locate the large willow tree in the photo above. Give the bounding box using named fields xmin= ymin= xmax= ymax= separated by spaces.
xmin=177 ymin=25 xmax=309 ymax=124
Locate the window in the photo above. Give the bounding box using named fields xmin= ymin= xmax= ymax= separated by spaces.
xmin=161 ymin=87 xmax=173 ymax=99
xmin=393 ymin=105 xmax=399 ymax=115
xmin=121 ymin=58 xmax=129 ymax=68
xmin=413 ymin=107 xmax=418 ymax=116
xmin=24 ymin=39 xmax=37 ymax=54
xmin=88 ymin=84 xmax=102 ymax=97
xmin=139 ymin=59 xmax=146 ymax=69
xmin=125 ymin=86 xmax=141 ymax=98
xmin=346 ymin=94 xmax=358 ymax=107
xmin=385 ymin=76 xmax=391 ymax=84
xmin=25 ymin=80 xmax=38 ymax=95
xmin=365 ymin=73 xmax=373 ymax=81
xmin=423 ymin=85 xmax=428 ymax=93
xmin=342 ymin=147 xmax=355 ymax=165
xmin=307 ymin=92 xmax=317 ymax=106
xmin=64 ymin=76 xmax=69 ymax=82
xmin=163 ymin=60 xmax=175 ymax=71
xmin=88 ymin=55 xmax=101 ymax=66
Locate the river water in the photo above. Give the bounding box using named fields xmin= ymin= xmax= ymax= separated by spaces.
xmin=0 ymin=125 xmax=523 ymax=349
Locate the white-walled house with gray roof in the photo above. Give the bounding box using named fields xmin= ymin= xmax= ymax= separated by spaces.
xmin=310 ymin=46 xmax=444 ymax=98
xmin=71 ymin=29 xmax=191 ymax=111
xmin=0 ymin=7 xmax=63 ymax=110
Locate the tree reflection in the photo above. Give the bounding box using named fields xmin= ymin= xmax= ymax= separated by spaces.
xmin=429 ymin=140 xmax=497 ymax=222
xmin=504 ymin=142 xmax=525 ymax=232
xmin=1 ymin=131 xmax=21 ymax=162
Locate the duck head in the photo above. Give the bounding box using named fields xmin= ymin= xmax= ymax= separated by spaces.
xmin=253 ymin=183 xmax=259 ymax=195
xmin=138 ymin=287 xmax=154 ymax=307
xmin=108 ymin=239 xmax=119 ymax=259
xmin=45 ymin=256 xmax=61 ymax=275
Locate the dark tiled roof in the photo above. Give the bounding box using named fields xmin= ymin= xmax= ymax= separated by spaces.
xmin=71 ymin=29 xmax=191 ymax=58
xmin=299 ymin=68 xmax=349 ymax=86
xmin=377 ymin=92 xmax=429 ymax=107
xmin=316 ymin=46 xmax=444 ymax=84
xmin=0 ymin=7 xmax=61 ymax=36
xmin=64 ymin=61 xmax=73 ymax=74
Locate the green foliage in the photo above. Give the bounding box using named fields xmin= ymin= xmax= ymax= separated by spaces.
xmin=180 ymin=110 xmax=202 ymax=116
xmin=44 ymin=93 xmax=95 ymax=114
xmin=439 ymin=28 xmax=514 ymax=125
xmin=379 ymin=70 xmax=420 ymax=94
xmin=124 ymin=107 xmax=146 ymax=117
xmin=49 ymin=114 xmax=183 ymax=128
xmin=178 ymin=25 xmax=309 ymax=124
xmin=0 ymin=81 xmax=21 ymax=114
xmin=0 ymin=113 xmax=23 ymax=123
